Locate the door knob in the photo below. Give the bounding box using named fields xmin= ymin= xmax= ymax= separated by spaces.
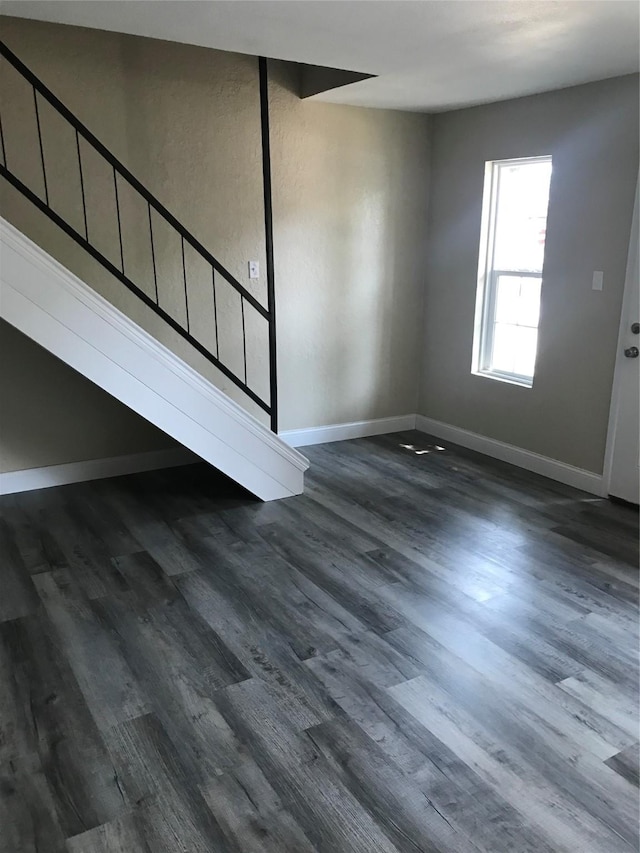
xmin=624 ymin=346 xmax=639 ymax=358
xmin=632 ymin=322 xmax=640 ymax=334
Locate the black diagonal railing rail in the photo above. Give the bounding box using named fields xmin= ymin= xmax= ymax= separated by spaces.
xmin=0 ymin=41 xmax=278 ymax=430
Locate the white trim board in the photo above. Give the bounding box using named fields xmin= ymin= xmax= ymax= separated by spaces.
xmin=0 ymin=410 xmax=605 ymax=497
xmin=0 ymin=218 xmax=309 ymax=501
xmin=280 ymin=415 xmax=416 ymax=447
xmin=415 ymin=415 xmax=604 ymax=496
xmin=283 ymin=413 xmax=603 ymax=495
xmin=0 ymin=448 xmax=197 ymax=496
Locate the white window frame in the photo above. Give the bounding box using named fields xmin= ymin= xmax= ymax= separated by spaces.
xmin=471 ymin=155 xmax=552 ymax=388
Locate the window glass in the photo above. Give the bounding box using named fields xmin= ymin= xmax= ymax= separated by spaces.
xmin=472 ymin=156 xmax=552 ymax=387
xmin=493 ymin=160 xmax=552 ymax=273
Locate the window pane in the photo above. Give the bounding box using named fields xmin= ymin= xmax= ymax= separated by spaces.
xmin=495 ymin=274 xmax=542 ymax=328
xmin=491 ymin=323 xmax=518 ymax=374
xmin=518 ymin=277 xmax=542 ymax=327
xmin=473 ymin=155 xmax=551 ymax=385
xmin=491 ymin=323 xmax=538 ymax=379
xmin=513 ymin=327 xmax=538 ymax=377
xmin=493 ymin=161 xmax=552 ymax=273
xmin=495 ymin=275 xmax=520 ymax=324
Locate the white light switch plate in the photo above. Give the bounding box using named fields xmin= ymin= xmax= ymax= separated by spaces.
xmin=592 ymin=271 xmax=603 ymax=291
xmin=248 ymin=261 xmax=259 ymax=279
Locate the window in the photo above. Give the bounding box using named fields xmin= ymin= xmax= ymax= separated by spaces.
xmin=472 ymin=156 xmax=552 ymax=387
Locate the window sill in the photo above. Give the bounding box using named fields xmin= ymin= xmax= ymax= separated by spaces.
xmin=472 ymin=369 xmax=533 ymax=389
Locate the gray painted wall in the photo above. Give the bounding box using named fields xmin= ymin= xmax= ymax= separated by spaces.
xmin=419 ymin=74 xmax=639 ymax=474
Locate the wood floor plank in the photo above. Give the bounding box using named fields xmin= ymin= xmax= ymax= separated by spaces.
xmin=201 ymin=758 xmax=317 ymax=852
xmin=0 ymin=757 xmax=67 ymax=853
xmin=191 ymin=536 xmax=360 ymax=660
xmin=0 ymin=492 xmax=69 ymax=576
xmin=32 ymin=569 xmax=150 ymax=732
xmin=92 ymin=593 xmax=250 ymax=782
xmin=0 ymin=518 xmax=40 ymax=622
xmin=258 ymin=521 xmax=408 ymax=634
xmin=66 ymin=482 xmax=143 ymax=560
xmin=379 ymin=579 xmax=584 ymax=684
xmin=0 ymin=611 xmax=129 ymax=839
xmin=605 ymin=743 xmax=640 ymax=788
xmin=385 ymin=623 xmax=635 ymax=760
xmin=175 ymin=564 xmax=341 ymax=728
xmin=382 ymin=631 xmax=638 ymax=845
xmin=556 ymin=669 xmax=640 ymax=739
xmin=306 ymin=714 xmax=484 ymax=853
xmin=306 ymin=629 xmax=423 ymax=688
xmin=307 ymin=657 xmax=557 ymax=853
xmin=109 ymin=552 xmax=183 ymax=608
xmin=389 ymin=675 xmax=636 ymax=852
xmin=65 ymin=811 xmax=153 ymax=853
xmin=214 ymin=677 xmax=400 ymax=853
xmin=1 ymin=432 xmax=637 ymax=852
xmin=103 ymin=713 xmax=235 ymax=853
xmin=32 ymin=501 xmax=130 ymax=600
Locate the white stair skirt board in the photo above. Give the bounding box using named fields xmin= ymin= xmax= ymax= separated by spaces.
xmin=415 ymin=415 xmax=604 ymax=496
xmin=0 ymin=448 xmax=198 ymax=496
xmin=0 ymin=219 xmax=309 ymax=501
xmin=281 ymin=415 xmax=416 ymax=448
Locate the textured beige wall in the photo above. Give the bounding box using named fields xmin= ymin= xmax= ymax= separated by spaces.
xmin=270 ymin=61 xmax=429 ymax=429
xmin=0 ymin=321 xmax=175 ymax=472
xmin=0 ymin=17 xmax=430 ymax=473
xmin=420 ymin=75 xmax=639 ymax=474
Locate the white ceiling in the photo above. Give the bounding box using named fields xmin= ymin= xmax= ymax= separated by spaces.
xmin=2 ymin=1 xmax=639 ymax=111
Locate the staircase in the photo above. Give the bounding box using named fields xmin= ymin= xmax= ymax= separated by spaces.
xmin=0 ymin=42 xmax=308 ymax=500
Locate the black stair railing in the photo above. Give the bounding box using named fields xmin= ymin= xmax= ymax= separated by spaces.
xmin=0 ymin=41 xmax=278 ymax=431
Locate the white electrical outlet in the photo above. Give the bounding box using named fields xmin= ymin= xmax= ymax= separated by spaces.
xmin=592 ymin=271 xmax=603 ymax=291
xmin=248 ymin=261 xmax=259 ymax=279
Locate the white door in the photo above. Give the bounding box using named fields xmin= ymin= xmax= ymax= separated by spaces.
xmin=605 ymin=180 xmax=639 ymax=504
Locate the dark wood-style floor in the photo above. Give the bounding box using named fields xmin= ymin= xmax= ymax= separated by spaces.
xmin=1 ymin=431 xmax=638 ymax=853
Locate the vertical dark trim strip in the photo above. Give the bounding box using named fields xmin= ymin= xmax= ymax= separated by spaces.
xmin=259 ymin=56 xmax=278 ymax=434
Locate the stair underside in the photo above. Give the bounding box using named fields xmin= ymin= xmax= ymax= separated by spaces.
xmin=0 ymin=218 xmax=309 ymax=500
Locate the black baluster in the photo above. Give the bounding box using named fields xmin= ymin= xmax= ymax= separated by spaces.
xmin=181 ymin=235 xmax=190 ymax=334
xmin=76 ymin=129 xmax=88 ymax=240
xmin=0 ymin=111 xmax=6 ymax=168
xmin=241 ymin=297 xmax=248 ymax=386
xmin=148 ymin=203 xmax=159 ymax=304
xmin=113 ymin=167 xmax=124 ymax=273
xmin=33 ymin=88 xmax=49 ymax=206
xmin=212 ymin=267 xmax=219 ymax=360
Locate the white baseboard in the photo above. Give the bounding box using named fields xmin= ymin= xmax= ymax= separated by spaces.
xmin=415 ymin=415 xmax=604 ymax=496
xmin=281 ymin=414 xmax=416 ymax=448
xmin=0 ymin=447 xmax=198 ymax=496
xmin=0 ymin=411 xmax=606 ymax=498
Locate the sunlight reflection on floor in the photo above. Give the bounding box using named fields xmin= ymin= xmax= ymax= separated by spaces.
xmin=399 ymin=443 xmax=446 ymax=455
